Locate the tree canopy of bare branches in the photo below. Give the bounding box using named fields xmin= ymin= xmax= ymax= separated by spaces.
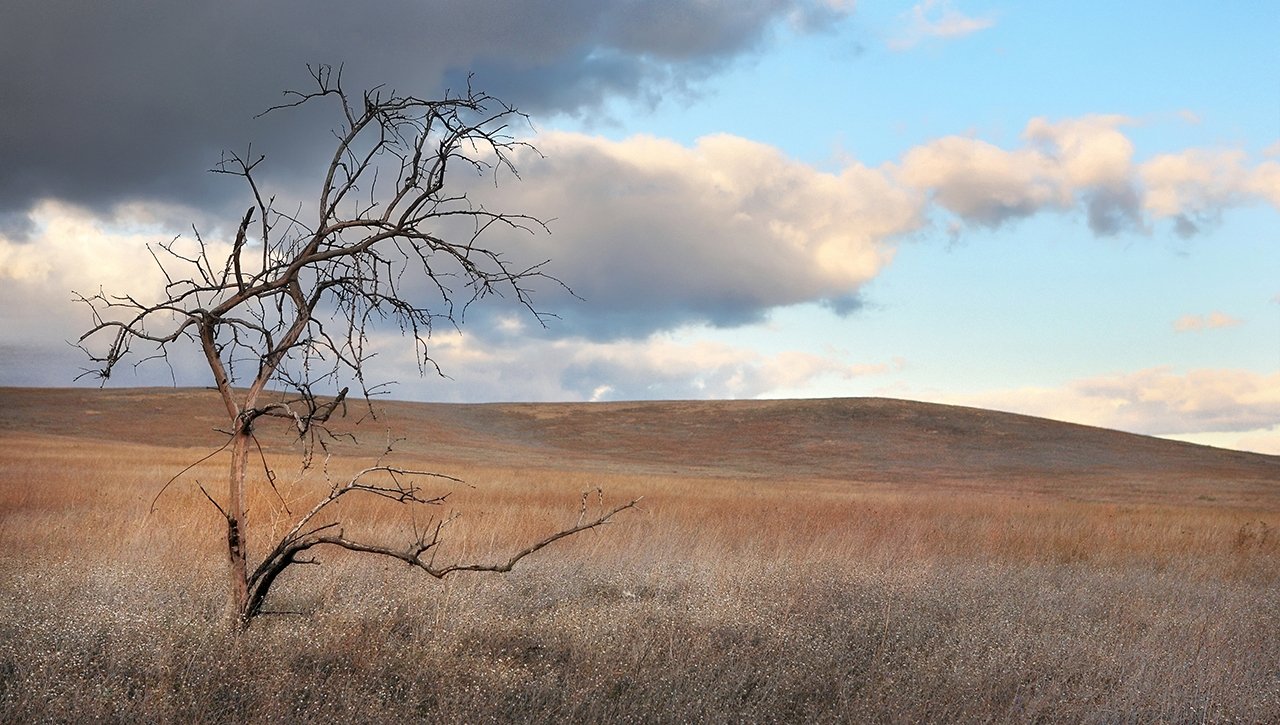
xmin=75 ymin=65 xmax=636 ymax=626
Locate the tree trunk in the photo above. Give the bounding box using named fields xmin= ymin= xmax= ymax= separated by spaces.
xmin=227 ymin=422 xmax=252 ymax=623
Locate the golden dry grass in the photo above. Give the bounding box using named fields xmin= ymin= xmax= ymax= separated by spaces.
xmin=1 ymin=387 xmax=1278 ymax=722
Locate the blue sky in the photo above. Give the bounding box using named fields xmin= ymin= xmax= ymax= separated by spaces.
xmin=1 ymin=1 xmax=1277 ymax=452
xmin=542 ymin=1 xmax=1280 ymax=451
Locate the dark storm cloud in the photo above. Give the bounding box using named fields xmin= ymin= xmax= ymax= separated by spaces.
xmin=0 ymin=0 xmax=848 ymax=227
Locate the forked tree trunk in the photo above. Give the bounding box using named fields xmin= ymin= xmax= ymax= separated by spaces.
xmin=199 ymin=323 xmax=256 ymax=624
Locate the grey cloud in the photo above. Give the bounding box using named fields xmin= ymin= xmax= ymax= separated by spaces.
xmin=1084 ymin=184 xmax=1143 ymax=236
xmin=1161 ymin=204 xmax=1225 ymax=240
xmin=820 ymin=293 xmax=867 ymax=317
xmin=601 ymin=0 xmax=843 ymax=58
xmin=953 ymin=196 xmax=1046 ymax=228
xmin=1173 ymin=215 xmax=1201 ymax=239
xmin=0 ymin=0 xmax=847 ymax=221
xmin=0 ymin=211 xmax=36 ymax=243
xmin=449 ymin=132 xmax=918 ymax=340
xmin=1171 ymin=212 xmax=1223 ymax=239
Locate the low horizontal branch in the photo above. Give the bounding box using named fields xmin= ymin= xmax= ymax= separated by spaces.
xmin=311 ymin=497 xmax=640 ymax=578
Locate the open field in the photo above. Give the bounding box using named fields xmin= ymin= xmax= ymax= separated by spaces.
xmin=2 ymin=386 xmax=1278 ymax=722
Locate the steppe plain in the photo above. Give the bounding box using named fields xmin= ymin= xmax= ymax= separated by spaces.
xmin=1 ymin=386 xmax=1277 ymax=722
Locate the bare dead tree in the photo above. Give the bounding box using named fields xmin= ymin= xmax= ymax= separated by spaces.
xmin=74 ymin=64 xmax=637 ymax=626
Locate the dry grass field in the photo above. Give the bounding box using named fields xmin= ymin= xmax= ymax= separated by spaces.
xmin=1 ymin=386 xmax=1278 ymax=723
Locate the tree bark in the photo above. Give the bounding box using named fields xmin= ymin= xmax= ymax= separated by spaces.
xmin=227 ymin=422 xmax=252 ymax=622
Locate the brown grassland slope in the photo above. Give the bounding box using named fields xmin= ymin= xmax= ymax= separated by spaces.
xmin=1 ymin=386 xmax=1278 ymax=722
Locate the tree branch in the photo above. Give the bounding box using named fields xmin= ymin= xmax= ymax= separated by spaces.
xmin=72 ymin=66 xmax=631 ymax=626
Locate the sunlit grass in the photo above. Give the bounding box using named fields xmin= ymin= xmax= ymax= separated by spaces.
xmin=1 ymin=394 xmax=1278 ymax=722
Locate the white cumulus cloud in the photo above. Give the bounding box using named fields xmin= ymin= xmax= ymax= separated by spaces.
xmin=467 ymin=131 xmax=924 ymax=338
xmin=897 ymin=117 xmax=1280 ymax=237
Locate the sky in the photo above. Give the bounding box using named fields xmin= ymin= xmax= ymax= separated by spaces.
xmin=1 ymin=1 xmax=1277 ymax=454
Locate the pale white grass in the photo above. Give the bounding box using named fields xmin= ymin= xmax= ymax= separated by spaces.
xmin=2 ymin=429 xmax=1278 ymax=722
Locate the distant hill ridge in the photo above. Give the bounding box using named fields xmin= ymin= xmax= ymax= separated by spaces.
xmin=2 ymin=387 xmax=1276 ymax=505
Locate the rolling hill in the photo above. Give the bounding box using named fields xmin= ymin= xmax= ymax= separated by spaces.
xmin=1 ymin=386 xmax=1276 ymax=507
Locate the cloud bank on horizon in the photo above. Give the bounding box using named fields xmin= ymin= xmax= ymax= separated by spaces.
xmin=1 ymin=1 xmax=1277 ymax=454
